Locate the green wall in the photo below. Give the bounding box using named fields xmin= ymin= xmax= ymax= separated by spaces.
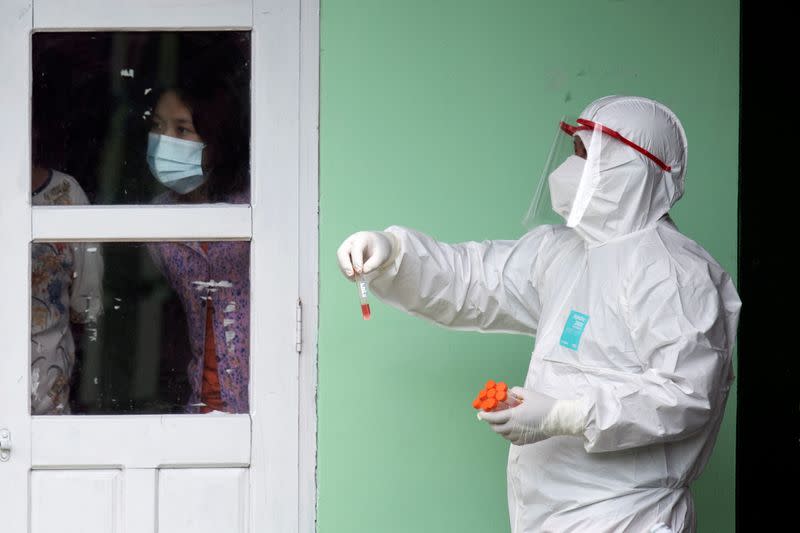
xmin=319 ymin=1 xmax=739 ymax=531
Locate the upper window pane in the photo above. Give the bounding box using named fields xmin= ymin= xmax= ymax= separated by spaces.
xmin=32 ymin=31 xmax=251 ymax=205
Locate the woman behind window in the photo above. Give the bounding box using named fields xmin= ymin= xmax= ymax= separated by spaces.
xmin=146 ymin=54 xmax=251 ymax=414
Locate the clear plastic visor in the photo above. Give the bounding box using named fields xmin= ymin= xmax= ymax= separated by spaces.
xmin=522 ymin=117 xmax=607 ymax=229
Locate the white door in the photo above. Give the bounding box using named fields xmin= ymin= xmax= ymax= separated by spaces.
xmin=0 ymin=1 xmax=319 ymax=531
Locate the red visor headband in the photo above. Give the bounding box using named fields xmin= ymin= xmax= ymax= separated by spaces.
xmin=560 ymin=118 xmax=672 ymax=172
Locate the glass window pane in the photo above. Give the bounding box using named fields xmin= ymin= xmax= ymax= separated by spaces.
xmin=32 ymin=31 xmax=251 ymax=205
xmin=31 ymin=241 xmax=250 ymax=415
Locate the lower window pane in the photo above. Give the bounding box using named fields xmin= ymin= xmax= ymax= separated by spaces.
xmin=31 ymin=241 xmax=250 ymax=415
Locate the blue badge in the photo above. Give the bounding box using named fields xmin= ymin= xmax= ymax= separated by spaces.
xmin=560 ymin=310 xmax=590 ymax=351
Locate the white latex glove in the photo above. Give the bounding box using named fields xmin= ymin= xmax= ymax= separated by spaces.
xmin=336 ymin=231 xmax=398 ymax=281
xmin=478 ymin=387 xmax=557 ymax=445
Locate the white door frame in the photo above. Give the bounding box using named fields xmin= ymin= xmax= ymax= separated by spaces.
xmin=0 ymin=3 xmax=34 ymax=532
xmin=0 ymin=1 xmax=319 ymax=531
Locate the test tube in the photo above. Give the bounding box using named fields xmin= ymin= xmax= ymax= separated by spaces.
xmin=358 ymin=273 xmax=371 ymax=320
xmin=494 ymin=388 xmax=522 ymax=411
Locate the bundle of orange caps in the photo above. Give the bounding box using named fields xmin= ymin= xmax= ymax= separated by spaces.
xmin=472 ymin=379 xmax=510 ymax=412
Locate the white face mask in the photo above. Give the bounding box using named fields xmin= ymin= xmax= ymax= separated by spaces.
xmin=548 ymin=155 xmax=586 ymax=220
xmin=147 ymin=132 xmax=208 ymax=194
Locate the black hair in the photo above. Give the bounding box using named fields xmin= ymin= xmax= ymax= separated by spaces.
xmin=149 ymin=33 xmax=250 ymax=201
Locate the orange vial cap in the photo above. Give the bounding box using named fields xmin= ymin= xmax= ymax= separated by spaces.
xmin=482 ymin=398 xmax=498 ymax=411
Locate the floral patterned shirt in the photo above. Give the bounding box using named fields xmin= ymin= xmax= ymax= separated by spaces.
xmin=31 ymin=170 xmax=103 ymax=414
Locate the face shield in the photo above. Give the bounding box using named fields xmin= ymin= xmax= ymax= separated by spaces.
xmin=523 ymin=117 xmax=675 ymax=231
xmin=523 ymin=117 xmax=607 ymax=229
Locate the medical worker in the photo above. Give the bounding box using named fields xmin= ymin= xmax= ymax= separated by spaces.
xmin=336 ymin=95 xmax=741 ymax=532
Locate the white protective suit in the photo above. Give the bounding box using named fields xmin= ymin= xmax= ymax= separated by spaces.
xmin=368 ymin=96 xmax=742 ymax=532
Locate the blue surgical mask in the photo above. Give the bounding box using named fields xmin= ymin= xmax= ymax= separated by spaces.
xmin=147 ymin=132 xmax=208 ymax=194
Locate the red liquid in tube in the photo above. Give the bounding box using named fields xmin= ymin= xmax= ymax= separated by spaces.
xmin=358 ymin=275 xmax=371 ymax=320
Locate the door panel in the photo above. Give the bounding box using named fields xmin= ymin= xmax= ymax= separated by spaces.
xmin=31 ymin=470 xmax=123 ymax=533
xmin=159 ymin=468 xmax=249 ymax=532
xmin=31 ymin=467 xmax=249 ymax=532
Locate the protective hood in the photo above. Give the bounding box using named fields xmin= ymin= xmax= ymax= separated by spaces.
xmin=570 ymin=95 xmax=688 ymax=245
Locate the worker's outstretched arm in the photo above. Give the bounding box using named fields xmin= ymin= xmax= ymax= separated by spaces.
xmin=337 ymin=225 xmax=553 ymax=336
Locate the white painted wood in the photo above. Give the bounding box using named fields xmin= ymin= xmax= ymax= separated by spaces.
xmin=298 ymin=0 xmax=320 ymax=531
xmin=250 ymin=1 xmax=302 ymax=532
xmin=31 ymin=469 xmax=122 ymax=533
xmin=34 ymin=0 xmax=252 ymax=30
xmin=0 ymin=1 xmax=33 ymax=530
xmin=33 ymin=205 xmax=252 ymax=241
xmin=32 ymin=415 xmax=250 ymax=468
xmin=124 ymin=469 xmax=157 ymax=533
xmin=159 ymin=468 xmax=249 ymax=532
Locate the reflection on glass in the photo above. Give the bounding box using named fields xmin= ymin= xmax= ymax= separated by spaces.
xmin=30 ymin=242 xmax=250 ymax=415
xmin=32 ymin=31 xmax=251 ymax=205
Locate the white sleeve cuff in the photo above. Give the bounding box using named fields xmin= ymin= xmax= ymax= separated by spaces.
xmin=372 ymin=228 xmax=402 ymax=276
xmin=541 ymin=398 xmax=588 ymax=437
